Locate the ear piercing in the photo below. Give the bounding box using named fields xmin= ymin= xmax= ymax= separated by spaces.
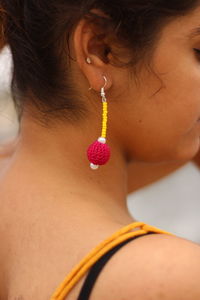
xmin=86 ymin=57 xmax=92 ymax=64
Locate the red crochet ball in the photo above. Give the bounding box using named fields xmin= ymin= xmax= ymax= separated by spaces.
xmin=87 ymin=140 xmax=111 ymax=165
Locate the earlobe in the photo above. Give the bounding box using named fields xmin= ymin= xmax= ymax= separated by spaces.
xmin=73 ymin=18 xmax=112 ymax=93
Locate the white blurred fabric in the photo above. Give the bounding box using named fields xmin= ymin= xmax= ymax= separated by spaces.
xmin=0 ymin=46 xmax=19 ymax=145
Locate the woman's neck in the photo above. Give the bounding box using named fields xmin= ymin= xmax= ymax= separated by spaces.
xmin=0 ymin=112 xmax=135 ymax=226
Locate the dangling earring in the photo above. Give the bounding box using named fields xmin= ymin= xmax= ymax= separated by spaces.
xmin=87 ymin=76 xmax=111 ymax=170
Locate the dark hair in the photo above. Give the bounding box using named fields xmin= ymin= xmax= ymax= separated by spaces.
xmin=0 ymin=6 xmax=6 ymax=50
xmin=0 ymin=0 xmax=200 ymax=126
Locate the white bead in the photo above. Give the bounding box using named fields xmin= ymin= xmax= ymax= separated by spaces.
xmin=90 ymin=163 xmax=99 ymax=170
xmin=98 ymin=137 xmax=106 ymax=144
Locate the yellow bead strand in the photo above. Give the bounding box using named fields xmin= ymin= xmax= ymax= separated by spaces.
xmin=101 ymin=102 xmax=108 ymax=138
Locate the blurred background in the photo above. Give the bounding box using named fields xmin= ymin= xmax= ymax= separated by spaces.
xmin=0 ymin=46 xmax=19 ymax=146
xmin=0 ymin=46 xmax=200 ymax=244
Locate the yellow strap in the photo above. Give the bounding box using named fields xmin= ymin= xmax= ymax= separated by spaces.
xmin=50 ymin=222 xmax=174 ymax=300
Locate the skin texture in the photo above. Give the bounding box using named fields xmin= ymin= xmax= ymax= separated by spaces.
xmin=1 ymin=5 xmax=200 ymax=300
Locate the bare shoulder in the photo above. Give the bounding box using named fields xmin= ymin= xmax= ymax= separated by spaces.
xmin=0 ymin=156 xmax=9 ymax=174
xmin=0 ymin=154 xmax=10 ymax=176
xmin=91 ymin=233 xmax=200 ymax=300
xmin=0 ymin=141 xmax=16 ymax=174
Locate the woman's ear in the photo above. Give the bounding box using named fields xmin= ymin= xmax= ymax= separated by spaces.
xmin=72 ymin=16 xmax=112 ymax=93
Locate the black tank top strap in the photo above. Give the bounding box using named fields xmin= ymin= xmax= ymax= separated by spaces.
xmin=77 ymin=231 xmax=156 ymax=300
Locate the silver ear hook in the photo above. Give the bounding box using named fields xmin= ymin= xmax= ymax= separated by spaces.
xmin=101 ymin=76 xmax=107 ymax=101
xmin=102 ymin=76 xmax=107 ymax=89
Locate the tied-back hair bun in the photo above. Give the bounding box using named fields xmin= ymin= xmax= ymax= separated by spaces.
xmin=0 ymin=5 xmax=6 ymax=50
